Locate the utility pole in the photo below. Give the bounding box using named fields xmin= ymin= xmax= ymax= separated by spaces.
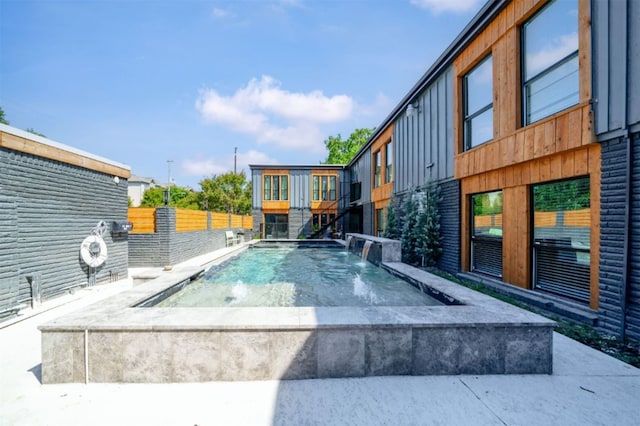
xmin=167 ymin=160 xmax=173 ymax=205
xmin=234 ymin=147 xmax=237 ymax=174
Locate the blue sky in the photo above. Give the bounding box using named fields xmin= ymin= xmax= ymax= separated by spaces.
xmin=1 ymin=0 xmax=484 ymax=188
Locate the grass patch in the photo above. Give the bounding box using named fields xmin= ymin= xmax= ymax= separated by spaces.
xmin=431 ymin=268 xmax=640 ymax=368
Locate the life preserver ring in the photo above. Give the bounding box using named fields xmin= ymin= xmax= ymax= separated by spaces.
xmin=80 ymin=235 xmax=108 ymax=268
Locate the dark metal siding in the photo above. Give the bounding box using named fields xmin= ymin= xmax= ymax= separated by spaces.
xmin=592 ymin=0 xmax=640 ymax=135
xmin=251 ymin=169 xmax=263 ymax=208
xmin=289 ymin=169 xmax=310 ymax=209
xmin=393 ymin=67 xmax=454 ymax=193
xmin=0 ymin=148 xmax=129 ymax=311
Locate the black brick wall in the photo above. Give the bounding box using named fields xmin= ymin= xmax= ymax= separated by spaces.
xmin=0 ymin=148 xmax=129 ymax=311
xmin=437 ymin=179 xmax=461 ymax=274
xmin=599 ymin=132 xmax=640 ymax=341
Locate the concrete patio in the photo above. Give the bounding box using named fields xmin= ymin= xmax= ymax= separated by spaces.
xmin=1 ymin=247 xmax=639 ymax=425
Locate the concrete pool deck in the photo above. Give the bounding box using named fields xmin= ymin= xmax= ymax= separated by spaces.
xmin=2 ymin=245 xmax=639 ymax=424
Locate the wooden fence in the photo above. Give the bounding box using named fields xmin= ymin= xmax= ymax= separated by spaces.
xmin=128 ymin=208 xmax=156 ymax=233
xmin=128 ymin=207 xmax=253 ymax=234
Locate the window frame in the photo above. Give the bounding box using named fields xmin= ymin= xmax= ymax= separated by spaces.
xmin=263 ymin=174 xmax=288 ymax=201
xmin=385 ymin=141 xmax=393 ymax=184
xmin=521 ymin=0 xmax=579 ymax=125
xmin=312 ymin=174 xmax=338 ymax=202
xmin=463 ymin=54 xmax=494 ymax=150
xmin=374 ymin=151 xmax=381 ymax=188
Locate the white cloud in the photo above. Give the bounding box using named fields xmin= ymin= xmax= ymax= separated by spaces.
xmin=196 ymin=76 xmax=353 ymax=152
xmin=527 ymin=33 xmax=578 ymax=77
xmin=182 ymin=150 xmax=278 ymax=178
xmin=212 ymin=7 xmax=231 ymax=19
xmin=410 ymin=0 xmax=482 ymax=14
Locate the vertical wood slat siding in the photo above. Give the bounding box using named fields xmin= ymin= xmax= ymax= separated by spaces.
xmin=370 ymin=125 xmax=394 ymax=206
xmin=128 ymin=208 xmax=156 ymax=233
xmin=175 ymin=209 xmax=208 ymax=232
xmin=459 ymin=145 xmax=600 ymax=306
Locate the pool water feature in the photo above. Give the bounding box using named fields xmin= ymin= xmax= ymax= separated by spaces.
xmin=152 ymin=245 xmax=442 ymax=308
xmin=40 ymin=239 xmax=555 ymax=383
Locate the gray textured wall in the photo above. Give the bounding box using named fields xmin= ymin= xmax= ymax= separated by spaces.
xmin=128 ymin=207 xmax=250 ymax=267
xmin=0 ymin=148 xmax=129 ymax=312
xmin=598 ymin=133 xmax=640 ymax=341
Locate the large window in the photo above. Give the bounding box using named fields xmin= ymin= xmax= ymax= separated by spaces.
xmin=533 ymin=177 xmax=590 ymax=303
xmin=464 ymin=55 xmax=493 ymax=150
xmin=471 ymin=191 xmax=503 ymax=278
xmin=263 ymin=175 xmax=288 ymax=201
xmin=374 ymin=151 xmax=381 ymax=187
xmin=312 ymin=175 xmax=337 ymax=201
xmin=523 ymin=0 xmax=579 ymax=125
xmin=385 ymin=142 xmax=393 ymax=183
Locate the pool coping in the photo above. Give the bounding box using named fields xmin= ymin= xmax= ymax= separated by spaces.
xmin=39 ymin=243 xmax=556 ymax=382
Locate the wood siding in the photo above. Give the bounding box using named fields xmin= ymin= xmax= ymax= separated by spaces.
xmin=455 ymin=0 xmax=599 ymax=309
xmin=371 ymin=125 xmax=394 ymax=206
xmin=0 ymin=130 xmax=130 ymax=178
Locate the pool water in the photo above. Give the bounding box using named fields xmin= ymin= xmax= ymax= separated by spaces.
xmin=155 ymin=245 xmax=443 ymax=307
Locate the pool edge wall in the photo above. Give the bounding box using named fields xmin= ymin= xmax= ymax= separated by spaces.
xmin=41 ymin=323 xmax=553 ymax=383
xmin=39 ymin=263 xmax=555 ymax=383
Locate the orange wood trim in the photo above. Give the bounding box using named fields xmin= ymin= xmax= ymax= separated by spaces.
xmin=589 ymin=144 xmax=601 ymax=309
xmin=262 ymin=201 xmax=290 ymax=210
xmin=262 ymin=169 xmax=290 ymax=175
xmin=371 ymin=182 xmax=393 ymax=204
xmin=1 ymin=131 xmax=131 ymax=178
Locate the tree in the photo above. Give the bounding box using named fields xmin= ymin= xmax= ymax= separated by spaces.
xmin=401 ymin=187 xmax=420 ymax=265
xmin=322 ymin=127 xmax=375 ymax=164
xmin=414 ymin=181 xmax=442 ymax=267
xmin=200 ymin=171 xmax=252 ymax=215
xmin=0 ymin=107 xmax=9 ymax=125
xmin=26 ymin=128 xmax=46 ymax=137
xmin=383 ymin=197 xmax=402 ymax=240
xmin=0 ymin=107 xmax=45 ymax=136
xmin=140 ymin=185 xmax=196 ymax=208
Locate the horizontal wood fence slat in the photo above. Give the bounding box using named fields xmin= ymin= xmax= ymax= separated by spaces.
xmin=128 ymin=207 xmax=156 ymax=233
xmin=176 ymin=209 xmax=208 ymax=232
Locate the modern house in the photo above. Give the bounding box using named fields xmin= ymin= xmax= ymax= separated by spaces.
xmin=0 ymin=124 xmax=131 ymax=318
xmin=250 ymin=0 xmax=638 ymax=341
xmin=250 ymin=165 xmax=347 ymax=239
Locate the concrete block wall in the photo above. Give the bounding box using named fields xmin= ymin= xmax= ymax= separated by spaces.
xmin=0 ymin=148 xmax=129 ymax=312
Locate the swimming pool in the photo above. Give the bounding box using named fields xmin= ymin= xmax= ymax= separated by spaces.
xmin=40 ymin=237 xmax=555 ymax=383
xmin=149 ymin=244 xmax=443 ymax=308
